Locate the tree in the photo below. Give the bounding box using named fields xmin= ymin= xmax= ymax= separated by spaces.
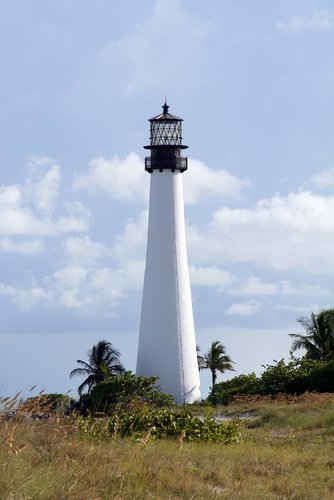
xmin=289 ymin=309 xmax=334 ymax=362
xmin=70 ymin=340 xmax=125 ymax=395
xmin=196 ymin=345 xmax=206 ymax=370
xmin=199 ymin=341 xmax=235 ymax=392
xmin=86 ymin=371 xmax=175 ymax=413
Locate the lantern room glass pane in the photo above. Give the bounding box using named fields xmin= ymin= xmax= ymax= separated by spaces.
xmin=150 ymin=120 xmax=182 ymax=146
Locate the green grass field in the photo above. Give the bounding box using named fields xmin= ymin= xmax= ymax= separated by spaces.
xmin=2 ymin=396 xmax=334 ymax=499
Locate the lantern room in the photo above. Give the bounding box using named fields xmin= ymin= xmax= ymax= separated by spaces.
xmin=144 ymin=102 xmax=188 ymax=173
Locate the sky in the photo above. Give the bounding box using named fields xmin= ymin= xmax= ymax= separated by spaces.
xmin=1 ymin=0 xmax=334 ymax=399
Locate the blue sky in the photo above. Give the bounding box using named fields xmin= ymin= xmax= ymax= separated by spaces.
xmin=1 ymin=0 xmax=334 ymax=399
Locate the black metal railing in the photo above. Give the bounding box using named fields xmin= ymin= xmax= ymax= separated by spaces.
xmin=145 ymin=156 xmax=188 ymax=173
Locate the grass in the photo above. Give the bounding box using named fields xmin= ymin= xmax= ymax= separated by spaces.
xmin=2 ymin=394 xmax=334 ymax=498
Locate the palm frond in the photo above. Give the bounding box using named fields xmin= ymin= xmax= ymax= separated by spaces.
xmin=75 ymin=359 xmax=93 ymax=370
xmin=70 ymin=340 xmax=125 ymax=395
xmin=290 ymin=308 xmax=334 ymax=361
xmin=77 ymin=374 xmax=95 ymax=396
xmin=69 ymin=367 xmax=91 ymax=378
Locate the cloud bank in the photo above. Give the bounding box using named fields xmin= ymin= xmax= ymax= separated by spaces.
xmin=277 ymin=10 xmax=334 ymax=33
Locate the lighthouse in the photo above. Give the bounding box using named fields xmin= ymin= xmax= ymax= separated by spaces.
xmin=136 ymin=102 xmax=201 ymax=404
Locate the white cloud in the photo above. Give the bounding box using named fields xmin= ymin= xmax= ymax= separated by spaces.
xmin=0 ymin=237 xmax=44 ymax=255
xmin=0 ymin=158 xmax=89 ymax=237
xmin=277 ymin=10 xmax=334 ymax=33
xmin=91 ymin=261 xmax=144 ymax=299
xmin=0 ymin=186 xmax=46 ymax=236
xmin=228 ymin=276 xmax=278 ymax=296
xmin=50 ymin=261 xmax=144 ymax=310
xmin=113 ymin=210 xmax=147 ymax=261
xmin=73 ymin=153 xmax=147 ymax=201
xmin=187 ymin=190 xmax=334 ymax=273
xmin=63 ymin=235 xmax=110 ymax=263
xmin=189 ymin=266 xmax=236 ymax=290
xmin=53 ymin=266 xmax=88 ymax=288
xmin=25 ymin=157 xmax=61 ymax=215
xmin=53 ymin=216 xmax=89 ymax=235
xmin=0 ymin=203 xmax=53 ymax=236
xmin=0 ymin=212 xmax=146 ymax=312
xmin=0 ymin=262 xmax=142 ymax=312
xmin=279 ymin=281 xmax=330 ymax=297
xmin=227 ymin=276 xmax=330 ymax=297
xmin=0 ymin=185 xmax=21 ymax=209
xmin=0 ymin=282 xmax=50 ymax=311
xmin=0 ymin=283 xmax=15 ymax=297
xmin=63 ymin=201 xmax=91 ymax=218
xmin=3 ymin=162 xmax=334 ymax=315
xmin=311 ymin=167 xmax=334 ymax=190
xmin=0 ymin=218 xmax=147 ymax=311
xmin=276 ymin=304 xmax=312 ymax=314
xmin=0 ymin=210 xmax=88 ymax=237
xmin=57 ymin=288 xmax=82 ymax=309
xmin=75 ymin=154 xmax=247 ymax=205
xmin=184 ymin=159 xmax=248 ymax=204
xmin=227 ymin=300 xmax=261 ymax=316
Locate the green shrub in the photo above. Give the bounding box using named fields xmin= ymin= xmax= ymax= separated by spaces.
xmin=19 ymin=393 xmax=75 ymax=416
xmin=209 ymin=358 xmax=331 ymax=404
xmin=309 ymin=360 xmax=334 ymax=392
xmin=210 ymin=373 xmax=261 ymax=404
xmin=81 ymin=371 xmax=175 ymax=414
xmin=76 ymin=406 xmax=239 ymax=443
xmin=261 ymin=359 xmax=303 ymax=395
xmin=260 ymin=358 xmax=324 ymax=395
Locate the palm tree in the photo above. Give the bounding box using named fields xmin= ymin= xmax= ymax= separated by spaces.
xmin=289 ymin=309 xmax=334 ymax=362
xmin=70 ymin=340 xmax=125 ymax=395
xmin=196 ymin=345 xmax=206 ymax=369
xmin=199 ymin=340 xmax=235 ymax=391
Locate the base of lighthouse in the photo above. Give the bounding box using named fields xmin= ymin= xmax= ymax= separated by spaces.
xmin=136 ymin=170 xmax=201 ymax=404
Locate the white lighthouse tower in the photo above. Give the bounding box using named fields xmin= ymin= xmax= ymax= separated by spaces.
xmin=136 ymin=102 xmax=201 ymax=404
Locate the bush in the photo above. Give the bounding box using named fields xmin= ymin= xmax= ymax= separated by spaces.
xmin=19 ymin=393 xmax=74 ymax=417
xmin=309 ymin=360 xmax=334 ymax=392
xmin=80 ymin=372 xmax=175 ymax=414
xmin=210 ymin=358 xmax=330 ymax=404
xmin=211 ymin=373 xmax=261 ymax=404
xmin=260 ymin=358 xmax=327 ymax=395
xmin=76 ymin=406 xmax=239 ymax=443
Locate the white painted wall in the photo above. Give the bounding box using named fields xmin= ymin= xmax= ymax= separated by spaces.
xmin=137 ymin=170 xmax=201 ymax=403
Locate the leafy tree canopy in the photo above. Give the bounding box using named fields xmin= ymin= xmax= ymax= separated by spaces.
xmin=80 ymin=371 xmax=175 ymax=414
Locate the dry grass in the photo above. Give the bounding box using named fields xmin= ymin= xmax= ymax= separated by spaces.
xmin=1 ymin=393 xmax=334 ymax=498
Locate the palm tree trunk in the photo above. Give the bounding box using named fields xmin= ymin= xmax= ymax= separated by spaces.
xmin=211 ymin=369 xmax=216 ymax=392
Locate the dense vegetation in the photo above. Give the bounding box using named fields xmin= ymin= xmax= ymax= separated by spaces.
xmin=68 ymin=371 xmax=237 ymax=443
xmin=76 ymin=406 xmax=238 ymax=443
xmin=2 ymin=394 xmax=334 ymax=498
xmin=211 ymin=307 xmax=334 ymax=404
xmin=212 ymin=358 xmax=334 ymax=404
xmin=2 ymin=308 xmax=334 ymax=496
xmin=66 ymin=308 xmax=334 ymax=411
xmin=78 ymin=371 xmax=175 ymax=413
xmin=213 ymin=359 xmax=334 ymax=404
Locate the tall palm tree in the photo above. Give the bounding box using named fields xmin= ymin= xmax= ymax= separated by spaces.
xmin=289 ymin=309 xmax=334 ymax=362
xmin=199 ymin=341 xmax=235 ymax=391
xmin=70 ymin=340 xmax=125 ymax=395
